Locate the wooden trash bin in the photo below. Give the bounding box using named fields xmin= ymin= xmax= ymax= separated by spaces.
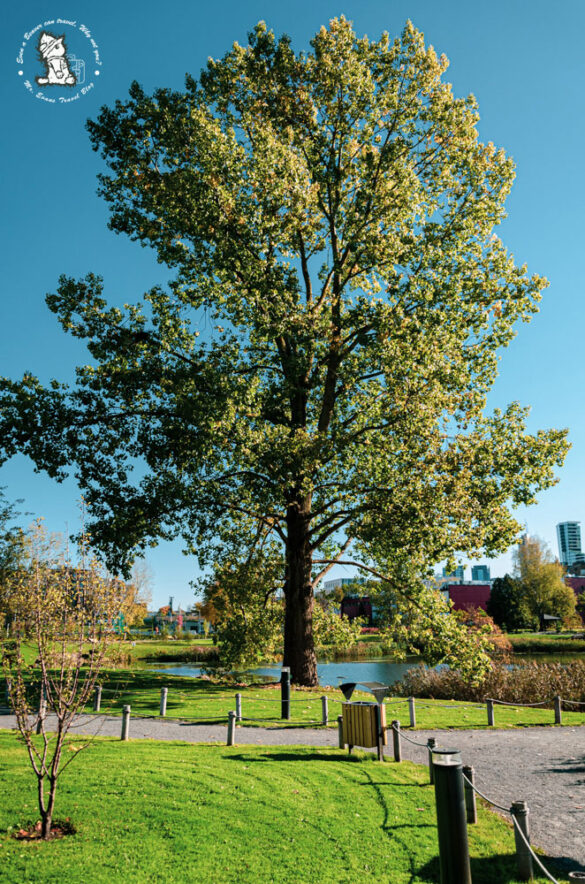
xmin=342 ymin=701 xmax=387 ymax=760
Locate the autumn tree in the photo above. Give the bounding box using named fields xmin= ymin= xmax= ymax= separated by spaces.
xmin=512 ymin=536 xmax=576 ymax=629
xmin=0 ymin=19 xmax=568 ymax=684
xmin=1 ymin=524 xmax=126 ymax=839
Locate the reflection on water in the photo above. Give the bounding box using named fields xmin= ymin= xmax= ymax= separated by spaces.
xmin=150 ymin=657 xmax=425 ymax=688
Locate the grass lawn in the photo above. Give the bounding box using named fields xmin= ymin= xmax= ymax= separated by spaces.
xmin=0 ymin=733 xmax=556 ymax=883
xmin=67 ymin=670 xmax=585 ymax=730
xmin=508 ymin=632 xmax=585 ymax=655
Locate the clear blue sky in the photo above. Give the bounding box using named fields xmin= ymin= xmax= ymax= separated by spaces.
xmin=1 ymin=0 xmax=584 ymax=609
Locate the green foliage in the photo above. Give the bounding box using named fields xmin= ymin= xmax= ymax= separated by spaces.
xmin=312 ymin=602 xmax=363 ymax=648
xmin=0 ymin=19 xmax=569 ymax=683
xmin=487 ymin=575 xmax=532 ymax=632
xmin=512 ymin=537 xmax=576 ymax=628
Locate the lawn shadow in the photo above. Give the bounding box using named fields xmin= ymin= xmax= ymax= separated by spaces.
xmin=225 ymin=751 xmax=360 ymax=763
xmin=417 ymin=853 xmax=552 ymax=883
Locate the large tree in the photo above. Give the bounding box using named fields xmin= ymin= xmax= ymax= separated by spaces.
xmin=0 ymin=19 xmax=568 ymax=683
xmin=512 ymin=536 xmax=576 ymax=629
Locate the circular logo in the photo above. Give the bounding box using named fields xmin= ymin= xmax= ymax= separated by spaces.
xmin=17 ymin=18 xmax=102 ymax=104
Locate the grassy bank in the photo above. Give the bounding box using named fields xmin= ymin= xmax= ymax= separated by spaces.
xmin=0 ymin=734 xmax=555 ymax=883
xmin=48 ymin=670 xmax=585 ymax=729
xmin=508 ymin=632 xmax=585 ymax=654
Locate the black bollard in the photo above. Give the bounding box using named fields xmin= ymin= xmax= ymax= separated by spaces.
xmin=432 ymin=748 xmax=472 ymax=884
xmin=280 ymin=667 xmax=291 ymax=720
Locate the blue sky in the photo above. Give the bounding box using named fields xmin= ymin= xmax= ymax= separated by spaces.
xmin=1 ymin=0 xmax=584 ymax=608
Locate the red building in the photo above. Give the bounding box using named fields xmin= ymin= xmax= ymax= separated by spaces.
xmin=442 ymin=583 xmax=492 ymax=612
xmin=565 ymin=576 xmax=585 ymax=599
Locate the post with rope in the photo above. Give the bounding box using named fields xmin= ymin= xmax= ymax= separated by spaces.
xmin=121 ymin=704 xmax=130 ymax=741
xmin=236 ymin=692 xmax=242 ymax=722
xmin=93 ymin=685 xmax=102 ymax=712
xmin=321 ymin=696 xmax=328 ymax=726
xmin=408 ymin=696 xmax=416 ymax=728
xmin=280 ymin=667 xmax=291 ymax=721
xmin=486 ymin=698 xmax=495 ymax=726
xmin=462 ymin=765 xmax=477 ymax=824
xmin=427 ymin=737 xmax=436 ymax=784
xmin=432 ymin=748 xmax=472 ymax=884
xmin=392 ymin=720 xmax=401 ymax=762
xmin=160 ymin=687 xmax=168 ymax=717
xmin=227 ymin=710 xmax=236 ymax=746
xmin=554 ymin=695 xmax=562 ymax=725
xmin=511 ymin=800 xmax=533 ymax=881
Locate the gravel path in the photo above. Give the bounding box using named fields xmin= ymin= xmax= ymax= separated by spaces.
xmin=2 ymin=714 xmax=584 ymax=875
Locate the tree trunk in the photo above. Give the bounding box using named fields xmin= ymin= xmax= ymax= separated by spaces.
xmin=283 ymin=497 xmax=318 ymax=686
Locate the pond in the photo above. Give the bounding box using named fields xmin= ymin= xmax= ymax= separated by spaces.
xmin=150 ymin=657 xmax=425 ymax=687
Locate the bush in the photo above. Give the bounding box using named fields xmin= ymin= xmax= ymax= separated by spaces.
xmin=393 ymin=660 xmax=585 ymax=704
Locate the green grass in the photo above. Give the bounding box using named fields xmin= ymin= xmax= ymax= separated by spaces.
xmin=0 ymin=733 xmax=557 ymax=883
xmin=508 ymin=632 xmax=585 ymax=654
xmin=76 ymin=670 xmax=585 ymax=730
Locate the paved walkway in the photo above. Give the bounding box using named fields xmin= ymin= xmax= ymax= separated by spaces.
xmin=2 ymin=714 xmax=584 ymax=875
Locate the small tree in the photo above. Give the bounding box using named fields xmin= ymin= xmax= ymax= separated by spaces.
xmin=487 ymin=574 xmax=532 ymax=632
xmin=513 ymin=537 xmax=576 ymax=630
xmin=1 ymin=524 xmax=126 ymax=840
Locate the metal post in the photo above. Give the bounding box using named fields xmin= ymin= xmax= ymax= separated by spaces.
xmin=427 ymin=737 xmax=436 ymax=784
xmin=392 ymin=719 xmax=401 ymax=762
xmin=462 ymin=765 xmax=477 ymax=824
xmin=337 ymin=714 xmax=344 ymax=749
xmin=375 ymin=703 xmax=384 ymax=762
xmin=486 ymin=698 xmax=495 ymax=726
xmin=121 ymin=704 xmax=130 ymax=741
xmin=554 ymin=695 xmax=562 ymax=725
xmin=160 ymin=687 xmax=168 ymax=717
xmin=236 ymin=692 xmax=242 ymax=722
xmin=408 ymin=696 xmax=416 ymax=728
xmin=93 ymin=685 xmax=102 ymax=712
xmin=433 ymin=748 xmax=472 ymax=884
xmin=280 ymin=667 xmax=291 ymax=720
xmin=227 ymin=710 xmax=236 ymax=746
xmin=36 ymin=685 xmax=46 ymax=735
xmin=511 ymin=800 xmax=533 ymax=881
xmin=321 ymin=695 xmax=328 ymax=726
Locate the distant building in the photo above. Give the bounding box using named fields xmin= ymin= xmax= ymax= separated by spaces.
xmin=323 ymin=577 xmax=367 ymax=593
xmin=340 ymin=595 xmax=373 ymax=626
xmin=556 ymin=522 xmax=585 ymax=571
xmin=442 ymin=583 xmax=491 ymax=613
xmin=442 ymin=565 xmax=465 ymax=581
xmin=471 ymin=565 xmax=491 ymax=582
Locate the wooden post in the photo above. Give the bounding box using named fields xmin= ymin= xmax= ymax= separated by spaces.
xmin=121 ymin=705 xmax=130 ymax=741
xmin=427 ymin=737 xmax=436 ymax=784
xmin=227 ymin=710 xmax=236 ymax=746
xmin=486 ymin=698 xmax=495 ymax=726
xmin=235 ymin=692 xmax=242 ymax=722
xmin=554 ymin=695 xmax=562 ymax=725
xmin=337 ymin=715 xmax=344 ymax=749
xmin=321 ymin=696 xmax=328 ymax=726
xmin=375 ymin=704 xmax=384 ymax=762
xmin=93 ymin=685 xmax=102 ymax=712
xmin=462 ymin=765 xmax=477 ymax=824
xmin=160 ymin=687 xmax=168 ymax=717
xmin=392 ymin=720 xmax=401 ymax=762
xmin=510 ymin=800 xmax=533 ymax=881
xmin=408 ymin=696 xmax=416 ymax=728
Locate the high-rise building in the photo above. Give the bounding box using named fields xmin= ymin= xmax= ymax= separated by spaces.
xmin=556 ymin=522 xmax=585 ymax=569
xmin=471 ymin=565 xmax=490 ymax=582
xmin=442 ymin=565 xmax=465 ymax=581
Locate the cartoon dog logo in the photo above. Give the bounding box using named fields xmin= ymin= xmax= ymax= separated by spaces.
xmin=35 ymin=31 xmax=76 ymax=86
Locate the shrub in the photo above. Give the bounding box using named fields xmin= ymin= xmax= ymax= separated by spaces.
xmin=393 ymin=660 xmax=585 ymax=704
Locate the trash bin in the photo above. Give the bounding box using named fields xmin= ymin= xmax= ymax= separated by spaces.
xmin=342 ymin=701 xmax=387 ymax=749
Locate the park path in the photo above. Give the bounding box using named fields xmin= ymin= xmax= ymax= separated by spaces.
xmin=1 ymin=714 xmax=584 ymax=875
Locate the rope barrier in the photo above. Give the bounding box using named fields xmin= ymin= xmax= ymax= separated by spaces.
xmin=560 ymin=698 xmax=585 ymax=707
xmin=510 ymin=814 xmax=560 ymax=884
xmin=489 ymin=697 xmax=554 ymax=708
xmin=390 ymin=724 xmax=429 ymax=748
xmin=462 ymin=772 xmax=560 ymax=882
